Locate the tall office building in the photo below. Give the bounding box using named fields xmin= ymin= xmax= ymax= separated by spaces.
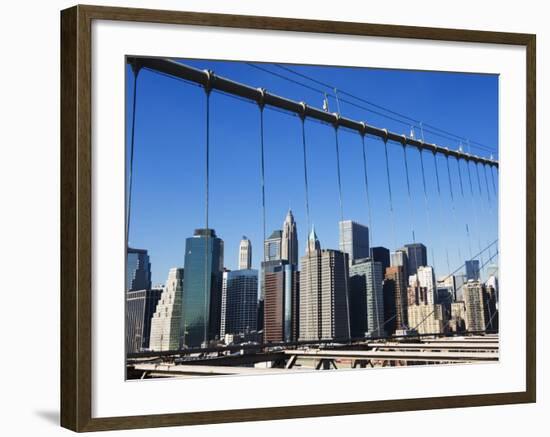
xmin=465 ymin=259 xmax=481 ymax=281
xmin=181 ymin=228 xmax=224 ymax=348
xmin=222 ymin=269 xmax=258 ymax=336
xmin=417 ymin=266 xmax=436 ymax=305
xmin=350 ymin=258 xmax=385 ymax=338
xmin=370 ymin=246 xmax=390 ymax=272
xmin=407 ymin=304 xmax=445 ymax=335
xmin=404 ymin=243 xmax=427 ymax=276
xmin=126 ymin=247 xmax=152 ymax=291
xmin=463 ymin=280 xmax=486 ymax=332
xmin=391 ymin=249 xmax=408 ymax=279
xmin=126 ymin=287 xmax=163 ymax=353
xmin=281 ymin=209 xmax=299 ymax=266
xmin=383 ymin=265 xmax=408 ymax=334
xmin=448 ymin=301 xmax=466 ymax=333
xmin=149 ymin=268 xmax=184 ymax=351
xmin=299 ymin=229 xmax=350 ymax=341
xmin=263 ymin=260 xmax=299 ymax=343
xmin=264 ymin=230 xmax=282 ymax=262
xmin=339 ymin=220 xmax=370 ymax=265
xmin=238 ymin=237 xmax=252 ymax=270
xmin=220 ymin=269 xmax=230 ymax=337
xmin=483 ymin=283 xmax=499 ymax=331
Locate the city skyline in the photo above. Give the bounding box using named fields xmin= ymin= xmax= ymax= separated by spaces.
xmin=125 ymin=58 xmax=498 ymax=286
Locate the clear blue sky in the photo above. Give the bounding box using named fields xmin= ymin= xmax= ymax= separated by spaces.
xmin=125 ymin=58 xmax=499 ymax=286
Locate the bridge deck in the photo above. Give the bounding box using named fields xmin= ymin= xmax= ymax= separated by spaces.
xmin=284 ymin=349 xmax=498 ymax=362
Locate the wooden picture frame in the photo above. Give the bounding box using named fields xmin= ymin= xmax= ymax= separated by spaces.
xmin=60 ymin=4 xmax=536 ymax=432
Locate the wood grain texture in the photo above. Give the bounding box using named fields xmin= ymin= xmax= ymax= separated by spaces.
xmin=60 ymin=4 xmax=537 ymax=432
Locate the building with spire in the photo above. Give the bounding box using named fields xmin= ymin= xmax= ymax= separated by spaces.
xmin=262 ymin=212 xmax=300 ymax=343
xmin=299 ymin=227 xmax=350 ymax=341
xmin=238 ymin=236 xmax=252 ymax=270
xmin=281 ymin=209 xmax=298 ymax=266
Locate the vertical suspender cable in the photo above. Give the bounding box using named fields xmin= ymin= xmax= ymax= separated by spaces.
xmin=360 ymin=130 xmax=374 ymax=247
xmin=466 ymin=160 xmax=485 ymax=280
xmin=382 ymin=134 xmax=398 ymax=337
xmin=126 ymin=64 xmax=140 ymax=248
xmin=299 ymin=105 xmax=315 ymax=340
xmin=456 ymin=157 xmax=474 ymax=260
xmin=258 ymin=90 xmax=267 ymax=266
xmin=401 ymin=142 xmax=418 ymax=327
xmin=432 ymin=152 xmax=451 ymax=275
xmin=418 ymin=149 xmax=436 ymax=269
xmin=445 ymin=155 xmax=463 ymax=267
xmin=203 ymin=76 xmax=212 ymax=347
xmin=333 ymin=122 xmax=352 ymax=339
xmin=383 ymin=135 xmax=397 ymax=252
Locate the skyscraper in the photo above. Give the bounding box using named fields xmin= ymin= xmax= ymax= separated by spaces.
xmin=181 ymin=228 xmax=224 ymax=348
xmin=463 ymin=280 xmax=486 ymax=332
xmin=299 ymin=228 xmax=350 ymax=341
xmin=407 ymin=304 xmax=445 ymax=335
xmin=404 ymin=243 xmax=427 ymax=276
xmin=350 ymin=258 xmax=385 ymax=338
xmin=465 ymin=259 xmax=481 ymax=281
xmin=263 ymin=260 xmax=299 ymax=343
xmin=222 ymin=269 xmax=258 ymax=336
xmin=126 ymin=247 xmax=152 ymax=291
xmin=264 ymin=230 xmax=282 ymax=262
xmin=417 ymin=265 xmax=436 ymax=305
xmin=238 ymin=237 xmax=252 ymax=270
xmin=281 ymin=209 xmax=298 ymax=266
xmin=384 ymin=265 xmax=408 ymax=333
xmin=370 ymin=246 xmax=390 ymax=272
xmin=391 ymin=249 xmax=408 ymax=277
xmin=149 ymin=268 xmax=184 ymax=351
xmin=339 ymin=220 xmax=370 ymax=265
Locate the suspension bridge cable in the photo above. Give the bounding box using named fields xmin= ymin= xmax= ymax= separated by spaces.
xmin=299 ymin=111 xmax=315 ymax=340
xmin=202 ymin=84 xmax=212 ymax=347
xmin=401 ymin=142 xmax=419 ymax=327
xmin=465 ymin=159 xmax=485 ymax=278
xmin=333 ymin=124 xmax=352 ymax=339
xmin=383 ymin=137 xmax=398 ymax=253
xmin=272 ymin=63 xmax=497 ymax=156
xmin=418 ymin=149 xmax=436 ymax=268
xmin=432 ymin=152 xmax=452 ymax=275
xmin=360 ymin=134 xmax=374 ymax=247
xmin=445 ymin=155 xmax=464 ymax=266
xmin=490 ymin=164 xmax=498 ymax=198
xmin=438 ymin=239 xmax=498 ymax=285
xmin=258 ymin=93 xmax=267 ymax=271
xmin=455 ymin=157 xmax=474 ymax=260
xmin=126 ymin=65 xmax=140 ymax=248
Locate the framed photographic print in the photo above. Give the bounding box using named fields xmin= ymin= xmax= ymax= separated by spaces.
xmin=60 ymin=4 xmax=536 ymax=432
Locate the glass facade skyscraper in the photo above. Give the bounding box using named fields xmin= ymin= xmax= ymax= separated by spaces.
xmin=339 ymin=220 xmax=370 ymax=264
xmin=404 ymin=243 xmax=427 ymax=277
xmin=223 ymin=269 xmax=258 ymax=335
xmin=126 ymin=247 xmax=152 ymax=291
xmin=465 ymin=259 xmax=481 ymax=281
xmin=182 ymin=229 xmax=224 ymax=348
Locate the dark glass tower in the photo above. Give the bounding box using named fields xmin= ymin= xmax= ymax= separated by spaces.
xmin=465 ymin=259 xmax=481 ymax=281
xmin=370 ymin=246 xmax=390 ymax=272
xmin=404 ymin=243 xmax=427 ymax=276
xmin=126 ymin=247 xmax=152 ymax=291
xmin=181 ymin=229 xmax=224 ymax=348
